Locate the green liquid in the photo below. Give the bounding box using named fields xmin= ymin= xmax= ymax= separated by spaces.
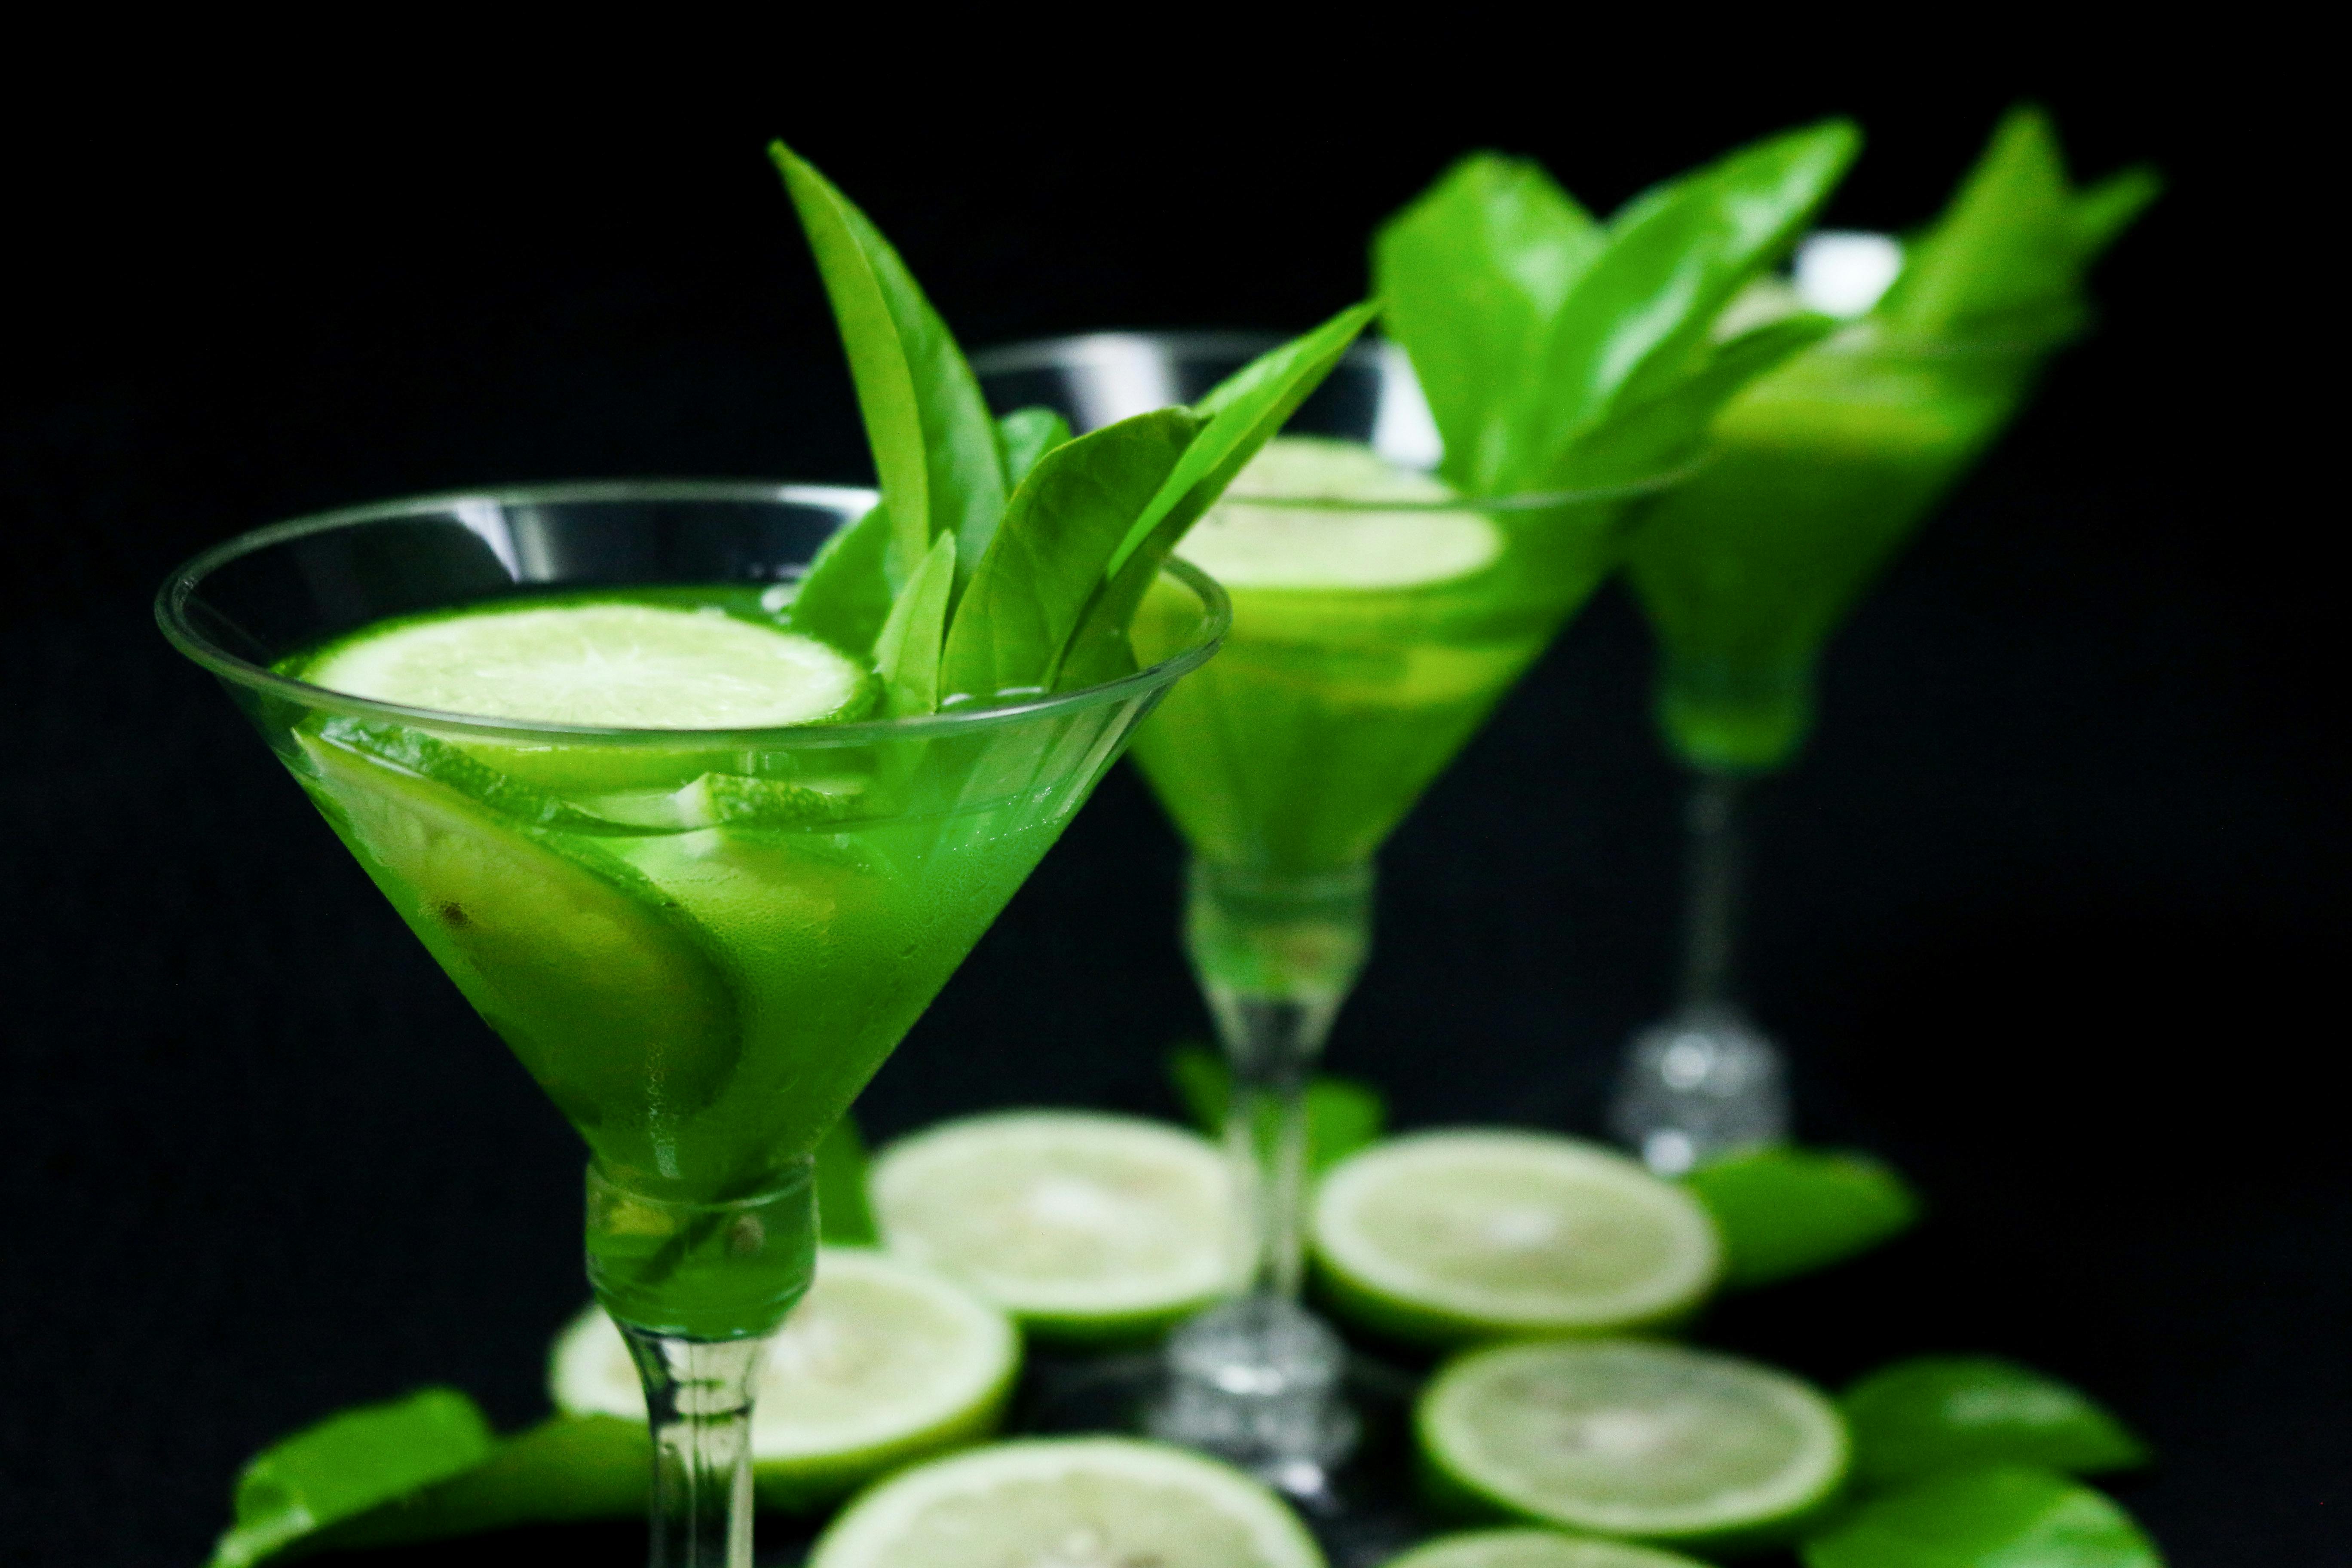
xmin=272 ymin=587 xmax=1128 ymax=1334
xmin=1625 ymin=337 xmax=2046 ymax=772
xmin=1129 ymin=472 xmax=1627 ymax=877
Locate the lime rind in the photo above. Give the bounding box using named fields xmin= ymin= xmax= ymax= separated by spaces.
xmin=1418 ymin=1338 xmax=1850 ymax=1552
xmin=1313 ymin=1131 xmax=1722 ymax=1346
xmin=870 ymin=1111 xmax=1235 ymax=1343
xmin=808 ymin=1437 xmax=1325 ymax=1568
xmin=549 ymin=1247 xmax=1019 ymax=1511
xmin=1384 ymin=1528 xmax=1712 ymax=1568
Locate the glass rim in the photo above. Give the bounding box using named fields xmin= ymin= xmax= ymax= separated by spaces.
xmin=155 ymin=478 xmax=1232 ymax=748
xmin=970 ymin=329 xmax=1698 ymax=508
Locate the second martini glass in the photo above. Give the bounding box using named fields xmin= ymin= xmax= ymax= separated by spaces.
xmin=157 ymin=483 xmax=1226 ymax=1566
xmin=980 ymin=334 xmax=1679 ymax=1488
xmin=1610 ymin=299 xmax=2055 ymax=1173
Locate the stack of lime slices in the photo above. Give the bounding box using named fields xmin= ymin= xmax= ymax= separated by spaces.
xmin=868 ymin=1110 xmax=1237 ymax=1341
xmin=549 ymin=1246 xmax=1018 ymax=1510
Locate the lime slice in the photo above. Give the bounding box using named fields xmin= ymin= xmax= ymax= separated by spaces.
xmin=1177 ymin=437 xmax=1503 ymax=590
xmin=808 ymin=1437 xmax=1323 ymax=1568
xmin=303 ymin=599 xmax=870 ymax=729
xmin=549 ymin=1247 xmax=1018 ymax=1510
xmin=1312 ymin=1131 xmax=1721 ymax=1345
xmin=1386 ymin=1529 xmax=1710 ymax=1568
xmin=870 ymin=1111 xmax=1234 ymax=1341
xmin=1419 ymin=1339 xmax=1848 ymax=1551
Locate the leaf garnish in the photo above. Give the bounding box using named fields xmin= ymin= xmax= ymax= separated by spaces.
xmin=871 ymin=531 xmax=956 ymax=715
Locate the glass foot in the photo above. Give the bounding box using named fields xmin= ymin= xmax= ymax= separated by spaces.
xmin=1145 ymin=1295 xmax=1360 ymax=1495
xmin=1609 ymin=1004 xmax=1789 ymax=1175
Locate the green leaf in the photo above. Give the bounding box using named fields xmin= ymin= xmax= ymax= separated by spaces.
xmin=1560 ymin=310 xmax=1836 ymax=487
xmin=815 ymin=1112 xmax=879 ymax=1245
xmin=995 ymin=406 xmax=1074 ymax=488
xmin=1802 ymin=1467 xmax=2163 ymax=1568
xmin=1167 ymin=1043 xmax=1387 ymax=1176
xmin=1057 ymin=302 xmax=1377 ymax=689
xmin=1374 ymin=153 xmax=1603 ymax=492
xmin=1875 ymin=106 xmax=2160 ymax=346
xmin=209 ymin=1388 xmax=496 ymax=1567
xmin=939 ymin=408 xmax=1203 ymax=703
xmin=872 ymin=530 xmax=956 ymax=714
xmin=304 ymin=1415 xmax=650 ymax=1552
xmin=1842 ymin=1357 xmax=2151 ymax=1488
xmin=1682 ymin=1144 xmax=1921 ymax=1289
xmin=771 ymin=143 xmax=1006 ymax=587
xmin=787 ymin=500 xmax=900 ymax=658
xmin=1519 ymin=119 xmax=1859 ymax=489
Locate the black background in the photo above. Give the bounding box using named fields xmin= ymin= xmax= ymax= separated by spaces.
xmin=3 ymin=41 xmax=2340 ymax=1568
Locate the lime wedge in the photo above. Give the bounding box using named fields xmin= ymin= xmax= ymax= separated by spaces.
xmin=808 ymin=1437 xmax=1324 ymax=1568
xmin=870 ymin=1111 xmax=1234 ymax=1341
xmin=303 ymin=599 xmax=871 ymax=729
xmin=1178 ymin=437 xmax=1503 ymax=590
xmin=1312 ymin=1131 xmax=1721 ymax=1345
xmin=1419 ymin=1339 xmax=1848 ymax=1551
xmin=1801 ymin=1466 xmax=2161 ymax=1568
xmin=1385 ymin=1530 xmax=1711 ymax=1568
xmin=549 ymin=1246 xmax=1018 ymax=1510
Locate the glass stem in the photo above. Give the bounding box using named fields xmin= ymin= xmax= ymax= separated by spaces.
xmin=1185 ymin=859 xmax=1373 ymax=1302
xmin=620 ymin=1329 xmax=765 ymax=1568
xmin=1679 ymin=771 xmax=1745 ymax=1013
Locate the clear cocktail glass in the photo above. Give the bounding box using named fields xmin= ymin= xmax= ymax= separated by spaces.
xmin=978 ymin=335 xmax=1684 ymax=1490
xmin=156 ymin=481 xmax=1227 ymax=1566
xmin=1610 ymin=300 xmax=2061 ymax=1173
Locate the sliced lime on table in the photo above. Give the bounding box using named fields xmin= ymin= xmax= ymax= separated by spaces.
xmin=1385 ymin=1529 xmax=1712 ymax=1568
xmin=1419 ymin=1338 xmax=1848 ymax=1552
xmin=870 ymin=1110 xmax=1234 ymax=1341
xmin=808 ymin=1437 xmax=1323 ymax=1568
xmin=550 ymin=1246 xmax=1017 ymax=1510
xmin=1312 ymin=1131 xmax=1721 ymax=1345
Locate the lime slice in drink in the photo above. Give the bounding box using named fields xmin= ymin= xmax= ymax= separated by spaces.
xmin=1178 ymin=437 xmax=1504 ymax=590
xmin=303 ymin=599 xmax=870 ymax=729
xmin=549 ymin=1247 xmax=1018 ymax=1510
xmin=807 ymin=1437 xmax=1324 ymax=1568
xmin=1386 ymin=1529 xmax=1711 ymax=1568
xmin=869 ymin=1111 xmax=1234 ymax=1341
xmin=1312 ymin=1131 xmax=1721 ymax=1345
xmin=1419 ymin=1339 xmax=1848 ymax=1551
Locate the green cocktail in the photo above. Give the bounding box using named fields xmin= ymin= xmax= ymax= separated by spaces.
xmin=1610 ymin=108 xmax=2160 ymax=1170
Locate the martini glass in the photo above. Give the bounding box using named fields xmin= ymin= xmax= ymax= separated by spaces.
xmin=978 ymin=335 xmax=1681 ymax=1491
xmin=156 ymin=481 xmax=1227 ymax=1567
xmin=1610 ymin=302 xmax=2061 ymax=1173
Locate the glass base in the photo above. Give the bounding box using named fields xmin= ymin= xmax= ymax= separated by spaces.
xmin=1609 ymin=1004 xmax=1790 ymax=1175
xmin=1144 ymin=1295 xmax=1361 ymax=1496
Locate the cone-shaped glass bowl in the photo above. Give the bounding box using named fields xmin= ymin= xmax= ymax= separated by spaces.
xmin=157 ymin=481 xmax=1227 ymax=1566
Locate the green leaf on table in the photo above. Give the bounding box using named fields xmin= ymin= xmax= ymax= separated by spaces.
xmin=788 ymin=499 xmax=900 ymax=658
xmin=1374 ymin=152 xmax=1603 ymax=493
xmin=1057 ymin=301 xmax=1378 ymax=689
xmin=939 ymin=408 xmax=1203 ymax=703
xmin=1842 ymin=1357 xmax=2151 ymax=1488
xmin=1801 ymin=1466 xmax=2163 ymax=1568
xmin=995 ymin=406 xmax=1074 ymax=488
xmin=1875 ymin=105 xmax=2161 ymax=346
xmin=303 ymin=1414 xmax=649 ymax=1554
xmin=815 ymin=1112 xmax=879 ymax=1246
xmin=1682 ymin=1144 xmax=1921 ymax=1289
xmin=772 ymin=142 xmax=1007 ymax=587
xmin=1521 ymin=119 xmax=1859 ymax=491
xmin=872 ymin=530 xmax=957 ymax=714
xmin=208 ymin=1387 xmax=496 ymax=1567
xmin=1167 ymin=1042 xmax=1387 ymax=1176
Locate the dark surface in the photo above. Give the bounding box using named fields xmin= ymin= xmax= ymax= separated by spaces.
xmin=3 ymin=56 xmax=2338 ymax=1568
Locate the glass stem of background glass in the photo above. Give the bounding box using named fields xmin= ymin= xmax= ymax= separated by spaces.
xmin=620 ymin=1329 xmax=764 ymax=1568
xmin=1679 ymin=769 xmax=1744 ymax=1012
xmin=1185 ymin=858 xmax=1374 ymax=1301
